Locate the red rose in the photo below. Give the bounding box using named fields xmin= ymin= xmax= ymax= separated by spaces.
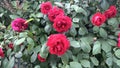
xmin=48 ymin=6 xmax=64 ymax=22
xmin=8 ymin=42 xmax=14 ymax=49
xmin=104 ymin=5 xmax=117 ymax=19
xmin=37 ymin=54 xmax=46 ymax=62
xmin=47 ymin=34 xmax=70 ymax=56
xmin=0 ymin=48 xmax=4 ymax=58
xmin=11 ymin=18 xmax=28 ymax=32
xmin=53 ymin=15 xmax=72 ymax=32
xmin=91 ymin=12 xmax=106 ymax=26
xmin=117 ymin=33 xmax=120 ymax=48
xmin=40 ymin=1 xmax=52 ymax=14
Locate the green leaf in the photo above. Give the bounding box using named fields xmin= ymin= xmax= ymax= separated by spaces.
xmin=19 ymin=32 xmax=28 ymax=38
xmin=40 ymin=35 xmax=47 ymax=44
xmin=78 ymin=27 xmax=88 ymax=35
xmin=0 ymin=13 xmax=4 ymax=17
xmin=80 ymin=38 xmax=91 ymax=53
xmin=107 ymin=39 xmax=117 ymax=46
xmin=99 ymin=28 xmax=107 ymax=38
xmin=15 ymin=51 xmax=22 ymax=58
xmin=69 ymin=26 xmax=77 ymax=37
xmin=100 ymin=0 xmax=109 ymax=10
xmin=73 ymin=18 xmax=80 ymax=22
xmin=92 ymin=41 xmax=101 ymax=55
xmin=71 ymin=5 xmax=79 ymax=11
xmin=14 ymin=44 xmax=21 ymax=52
xmin=101 ymin=41 xmax=111 ymax=53
xmin=27 ymin=44 xmax=34 ymax=53
xmin=54 ymin=2 xmax=63 ymax=7
xmin=27 ymin=31 xmax=34 ymax=38
xmin=44 ymin=24 xmax=52 ymax=34
xmin=6 ymin=57 xmax=15 ymax=68
xmin=61 ymin=53 xmax=69 ymax=64
xmin=15 ymin=38 xmax=26 ymax=45
xmin=36 ymin=13 xmax=43 ymax=18
xmin=80 ymin=60 xmax=90 ymax=67
xmin=106 ymin=57 xmax=113 ymax=66
xmin=65 ymin=65 xmax=70 ymax=68
xmin=27 ymin=37 xmax=34 ymax=46
xmin=70 ymin=40 xmax=80 ymax=48
xmin=70 ymin=62 xmax=82 ymax=68
xmin=71 ymin=5 xmax=87 ymax=15
xmin=40 ymin=43 xmax=48 ymax=58
xmin=3 ymin=58 xmax=8 ymax=68
xmin=116 ymin=60 xmax=120 ymax=66
xmin=115 ymin=49 xmax=120 ymax=58
xmin=7 ymin=49 xmax=12 ymax=56
xmin=108 ymin=18 xmax=119 ymax=28
xmin=31 ymin=52 xmax=37 ymax=63
xmin=33 ymin=46 xmax=41 ymax=53
xmin=90 ymin=57 xmax=99 ymax=66
xmin=9 ymin=15 xmax=19 ymax=19
xmin=34 ymin=65 xmax=41 ymax=68
xmin=93 ymin=26 xmax=99 ymax=33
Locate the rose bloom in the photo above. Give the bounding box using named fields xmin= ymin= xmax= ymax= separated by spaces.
xmin=8 ymin=42 xmax=14 ymax=49
xmin=47 ymin=34 xmax=70 ymax=56
xmin=11 ymin=18 xmax=28 ymax=32
xmin=0 ymin=48 xmax=4 ymax=58
xmin=117 ymin=33 xmax=120 ymax=48
xmin=40 ymin=1 xmax=52 ymax=14
xmin=53 ymin=15 xmax=72 ymax=32
xmin=37 ymin=54 xmax=46 ymax=62
xmin=104 ymin=5 xmax=117 ymax=19
xmin=48 ymin=6 xmax=64 ymax=22
xmin=91 ymin=12 xmax=106 ymax=26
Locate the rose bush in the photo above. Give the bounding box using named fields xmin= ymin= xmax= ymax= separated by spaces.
xmin=0 ymin=0 xmax=120 ymax=68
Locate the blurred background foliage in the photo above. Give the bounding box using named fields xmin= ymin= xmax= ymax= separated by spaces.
xmin=0 ymin=0 xmax=120 ymax=68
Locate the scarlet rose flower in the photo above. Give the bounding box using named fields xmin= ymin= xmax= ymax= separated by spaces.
xmin=48 ymin=6 xmax=64 ymax=22
xmin=53 ymin=15 xmax=72 ymax=32
xmin=8 ymin=42 xmax=14 ymax=49
xmin=37 ymin=54 xmax=46 ymax=62
xmin=104 ymin=5 xmax=117 ymax=19
xmin=11 ymin=18 xmax=28 ymax=32
xmin=0 ymin=48 xmax=4 ymax=58
xmin=47 ymin=34 xmax=70 ymax=56
xmin=40 ymin=1 xmax=52 ymax=14
xmin=117 ymin=33 xmax=120 ymax=48
xmin=91 ymin=12 xmax=106 ymax=26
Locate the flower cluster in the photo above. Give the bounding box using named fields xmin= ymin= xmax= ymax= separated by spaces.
xmin=40 ymin=1 xmax=71 ymax=57
xmin=40 ymin=1 xmax=72 ymax=33
xmin=91 ymin=5 xmax=117 ymax=26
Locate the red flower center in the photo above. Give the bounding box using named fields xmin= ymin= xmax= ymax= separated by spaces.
xmin=57 ymin=21 xmax=66 ymax=29
xmin=53 ymin=40 xmax=64 ymax=52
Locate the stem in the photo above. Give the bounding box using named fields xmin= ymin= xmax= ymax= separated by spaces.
xmin=25 ymin=18 xmax=34 ymax=24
